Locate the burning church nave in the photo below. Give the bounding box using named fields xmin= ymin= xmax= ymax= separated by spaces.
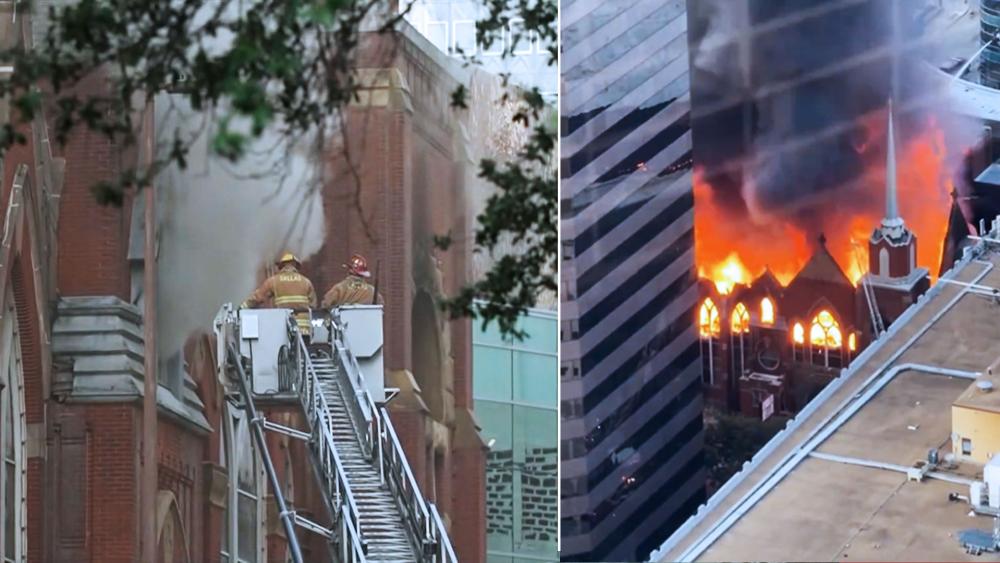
xmin=696 ymin=105 xmax=939 ymax=419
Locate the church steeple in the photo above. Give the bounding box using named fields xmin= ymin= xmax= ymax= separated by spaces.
xmin=861 ymin=101 xmax=931 ymax=334
xmin=880 ymin=99 xmax=906 ymax=236
xmin=868 ymin=99 xmax=918 ymax=281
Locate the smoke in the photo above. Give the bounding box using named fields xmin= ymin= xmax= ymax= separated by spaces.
xmin=688 ymin=0 xmax=982 ymax=231
xmin=462 ymin=69 xmax=557 ymax=310
xmin=155 ymin=96 xmax=326 ymax=358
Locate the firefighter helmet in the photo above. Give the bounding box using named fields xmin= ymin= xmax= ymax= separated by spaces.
xmin=277 ymin=251 xmax=301 ymax=268
xmin=346 ymin=253 xmax=371 ymax=278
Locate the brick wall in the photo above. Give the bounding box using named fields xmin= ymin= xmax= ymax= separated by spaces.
xmin=306 ymin=103 xmax=413 ymax=373
xmin=53 ymin=72 xmax=130 ymax=301
xmin=451 ymin=446 xmax=486 ymax=562
xmin=44 ymin=403 xmax=141 ymax=562
xmin=12 ymin=24 xmax=487 ymax=563
xmin=157 ymin=418 xmax=205 ymax=562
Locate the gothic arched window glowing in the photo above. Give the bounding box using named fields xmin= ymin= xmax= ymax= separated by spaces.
xmin=848 ymin=332 xmax=857 ymax=352
xmin=761 ymin=297 xmax=775 ymax=325
xmin=731 ymin=303 xmax=750 ymax=334
xmin=809 ymin=310 xmax=843 ymax=349
xmin=699 ymin=298 xmax=720 ymax=338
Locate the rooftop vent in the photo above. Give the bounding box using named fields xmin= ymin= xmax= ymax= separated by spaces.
xmin=978 ymin=380 xmax=995 ymax=393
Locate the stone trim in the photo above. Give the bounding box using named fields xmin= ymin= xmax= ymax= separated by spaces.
xmin=351 ymin=68 xmax=413 ymax=112
xmin=52 ymin=296 xmax=210 ymax=432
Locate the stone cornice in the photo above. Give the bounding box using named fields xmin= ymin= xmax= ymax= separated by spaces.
xmin=52 ymin=296 xmax=211 ymax=433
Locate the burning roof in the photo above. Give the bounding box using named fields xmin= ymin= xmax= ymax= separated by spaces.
xmin=695 ymin=108 xmax=964 ymax=293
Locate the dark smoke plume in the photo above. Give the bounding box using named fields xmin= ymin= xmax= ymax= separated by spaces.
xmin=687 ymin=0 xmax=979 ymax=230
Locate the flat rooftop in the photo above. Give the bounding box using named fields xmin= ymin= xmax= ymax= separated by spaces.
xmin=655 ymin=241 xmax=1000 ymax=562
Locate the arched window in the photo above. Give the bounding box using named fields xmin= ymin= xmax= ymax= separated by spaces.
xmin=730 ymin=303 xmax=750 ymax=334
xmin=0 ymin=291 xmax=25 ymax=563
xmin=731 ymin=303 xmax=750 ymax=377
xmin=157 ymin=492 xmax=191 ymax=563
xmin=809 ymin=310 xmax=843 ymax=368
xmin=879 ymin=248 xmax=890 ymax=277
xmin=792 ymin=322 xmax=805 ymax=362
xmin=698 ymin=298 xmax=721 ymax=385
xmin=761 ymin=297 xmax=775 ymax=325
xmin=221 ymin=404 xmax=263 ymax=563
xmin=698 ymin=298 xmax=720 ymax=338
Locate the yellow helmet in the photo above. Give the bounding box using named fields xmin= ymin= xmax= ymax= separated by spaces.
xmin=277 ymin=251 xmax=300 ymax=267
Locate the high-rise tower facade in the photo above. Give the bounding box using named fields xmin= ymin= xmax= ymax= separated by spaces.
xmin=559 ymin=2 xmax=706 ymax=560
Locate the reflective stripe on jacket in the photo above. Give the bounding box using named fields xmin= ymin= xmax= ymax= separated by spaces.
xmin=243 ymin=266 xmax=318 ymax=312
xmin=321 ymin=275 xmax=383 ymax=309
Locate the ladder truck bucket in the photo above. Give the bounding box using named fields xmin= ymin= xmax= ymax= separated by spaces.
xmin=334 ymin=305 xmax=385 ymax=403
xmin=238 ymin=308 xmax=294 ymax=394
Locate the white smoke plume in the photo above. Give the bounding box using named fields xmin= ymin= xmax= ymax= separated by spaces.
xmin=154 ymin=96 xmax=326 ymax=358
xmin=463 ymin=68 xmax=557 ymax=310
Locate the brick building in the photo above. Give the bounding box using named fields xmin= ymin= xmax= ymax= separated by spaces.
xmin=0 ymin=10 xmax=486 ymax=563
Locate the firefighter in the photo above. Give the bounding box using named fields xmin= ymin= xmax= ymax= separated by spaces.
xmin=241 ymin=251 xmax=318 ymax=337
xmin=321 ymin=253 xmax=384 ymax=309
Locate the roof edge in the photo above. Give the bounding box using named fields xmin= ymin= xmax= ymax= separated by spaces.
xmin=650 ymin=236 xmax=992 ymax=562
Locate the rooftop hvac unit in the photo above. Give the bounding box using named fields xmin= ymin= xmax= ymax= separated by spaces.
xmin=986 ymin=455 xmax=1000 ymax=509
xmin=972 ymin=481 xmax=987 ymax=507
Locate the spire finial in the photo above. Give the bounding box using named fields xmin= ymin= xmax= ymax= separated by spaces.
xmin=885 ymin=98 xmax=899 ymax=222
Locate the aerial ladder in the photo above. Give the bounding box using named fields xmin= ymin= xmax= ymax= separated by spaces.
xmin=851 ymin=239 xmax=886 ymax=337
xmin=214 ymin=303 xmax=457 ymax=563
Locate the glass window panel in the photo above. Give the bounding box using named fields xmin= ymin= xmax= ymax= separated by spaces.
xmin=513 ymin=406 xmax=557 ymax=558
xmin=509 ymin=18 xmax=535 ymax=55
xmin=221 ymin=486 xmax=230 ymax=554
xmin=4 ymin=461 xmax=12 ymax=559
xmin=474 ymin=317 xmax=509 ymax=347
xmin=481 ymin=31 xmax=503 ymax=56
xmin=237 ymin=493 xmax=257 ymax=561
xmin=473 ymin=347 xmax=513 ymax=402
xmin=426 ymin=21 xmax=448 ymax=54
xmin=236 ymin=419 xmax=256 ymax=492
xmin=2 ymin=385 xmax=10 ymax=562
xmin=453 ymin=20 xmax=476 ymax=54
xmin=515 ymin=314 xmax=556 ymax=354
xmin=477 ymin=401 xmax=513 ymax=555
xmin=2 ymin=389 xmax=10 ymax=460
xmin=513 ymin=352 xmax=556 ymax=406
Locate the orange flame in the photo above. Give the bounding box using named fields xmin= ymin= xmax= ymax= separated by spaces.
xmin=699 ymin=297 xmax=721 ymax=338
xmin=694 ymin=111 xmax=956 ymax=292
xmin=701 ymin=252 xmax=752 ymax=295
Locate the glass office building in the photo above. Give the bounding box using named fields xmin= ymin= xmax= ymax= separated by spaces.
xmin=402 ymin=0 xmax=557 ymax=98
xmin=473 ymin=308 xmax=558 ymax=563
xmin=560 ymin=1 xmax=705 ymax=560
xmin=984 ymin=0 xmax=1000 ymax=89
